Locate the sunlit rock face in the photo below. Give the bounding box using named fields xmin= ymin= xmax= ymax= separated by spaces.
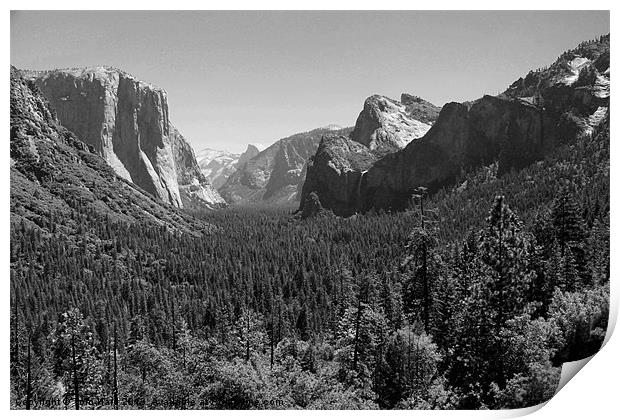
xmin=25 ymin=66 xmax=225 ymax=209
xmin=350 ymin=94 xmax=438 ymax=151
xmin=10 ymin=66 xmax=215 ymax=235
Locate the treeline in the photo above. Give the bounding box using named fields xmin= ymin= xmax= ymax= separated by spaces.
xmin=10 ymin=121 xmax=609 ymax=409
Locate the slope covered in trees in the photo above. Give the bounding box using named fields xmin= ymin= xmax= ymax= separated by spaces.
xmin=11 ymin=108 xmax=609 ymax=408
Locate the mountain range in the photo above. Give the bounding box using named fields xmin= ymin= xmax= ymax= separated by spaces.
xmin=10 ymin=35 xmax=610 ymax=220
xmin=196 ymin=144 xmax=262 ymax=189
xmin=218 ymin=125 xmax=353 ymax=204
xmin=213 ymin=91 xmax=443 ymax=206
xmin=299 ymin=34 xmax=610 ymax=217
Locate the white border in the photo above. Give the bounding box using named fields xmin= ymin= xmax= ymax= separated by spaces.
xmin=3 ymin=2 xmax=617 ymax=419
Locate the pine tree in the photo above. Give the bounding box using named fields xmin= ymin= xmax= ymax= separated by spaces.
xmin=551 ymin=187 xmax=585 ymax=256
xmin=51 ymin=308 xmax=101 ymax=409
xmin=478 ymin=196 xmax=535 ymax=328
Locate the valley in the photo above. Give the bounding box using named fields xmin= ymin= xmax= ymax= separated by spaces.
xmin=9 ymin=32 xmax=610 ymax=411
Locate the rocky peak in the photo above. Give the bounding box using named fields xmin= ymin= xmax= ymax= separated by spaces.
xmin=24 ymin=66 xmax=225 ymax=209
xmin=350 ymin=94 xmax=433 ymax=151
xmin=503 ymin=34 xmax=609 ymax=100
xmin=237 ymin=144 xmax=262 ymax=167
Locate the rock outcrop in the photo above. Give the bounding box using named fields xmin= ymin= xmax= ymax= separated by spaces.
xmin=219 ymin=126 xmax=352 ymax=205
xmin=299 ymin=135 xmax=379 ymax=216
xmin=300 ymin=35 xmax=610 ymax=217
xmin=24 ymin=66 xmax=225 ymax=209
xmin=238 ymin=144 xmax=262 ymax=167
xmin=350 ymin=94 xmax=439 ymax=151
xmin=10 ymin=66 xmax=213 ymax=235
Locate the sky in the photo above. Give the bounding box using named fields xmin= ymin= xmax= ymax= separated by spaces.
xmin=11 ymin=11 xmax=609 ymax=153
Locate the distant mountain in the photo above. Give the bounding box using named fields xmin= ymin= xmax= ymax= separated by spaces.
xmin=219 ymin=126 xmax=352 ymax=205
xmin=321 ymin=124 xmax=345 ymax=131
xmin=10 ymin=66 xmax=212 ymax=236
xmin=23 ymin=66 xmax=226 ymax=210
xmin=196 ymin=144 xmax=262 ymax=189
xmin=300 ymin=35 xmax=610 ymax=217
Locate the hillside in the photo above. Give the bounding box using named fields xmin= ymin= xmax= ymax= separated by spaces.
xmin=10 ymin=66 xmax=213 ymax=237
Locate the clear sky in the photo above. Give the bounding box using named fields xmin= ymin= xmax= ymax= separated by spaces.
xmin=11 ymin=11 xmax=609 ymax=153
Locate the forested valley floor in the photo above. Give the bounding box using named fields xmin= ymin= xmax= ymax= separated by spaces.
xmin=10 ymin=119 xmax=609 ymax=409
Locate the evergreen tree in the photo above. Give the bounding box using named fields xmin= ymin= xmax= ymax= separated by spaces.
xmin=51 ymin=308 xmax=102 ymax=409
xmin=478 ymin=196 xmax=535 ymax=329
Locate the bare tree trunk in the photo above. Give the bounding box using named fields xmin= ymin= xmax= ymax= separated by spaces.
xmin=113 ymin=326 xmax=118 ymax=410
xmin=245 ymin=310 xmax=250 ymax=362
xmin=171 ymin=299 xmax=177 ymax=351
xmin=352 ymin=299 xmax=363 ymax=371
xmin=270 ymin=309 xmax=274 ymax=369
xmin=26 ymin=330 xmax=31 ymax=410
xmin=71 ymin=334 xmax=79 ymax=410
xmin=277 ymin=301 xmax=282 ymax=343
xmin=12 ymin=300 xmax=19 ymax=374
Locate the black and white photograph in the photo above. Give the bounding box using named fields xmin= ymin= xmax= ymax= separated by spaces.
xmin=7 ymin=6 xmax=612 ymax=412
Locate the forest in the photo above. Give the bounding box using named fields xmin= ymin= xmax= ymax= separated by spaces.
xmin=10 ymin=114 xmax=609 ymax=409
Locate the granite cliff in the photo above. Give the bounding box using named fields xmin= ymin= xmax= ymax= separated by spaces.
xmin=24 ymin=66 xmax=225 ymax=209
xmin=10 ymin=66 xmax=212 ymax=235
xmin=350 ymin=94 xmax=438 ymax=151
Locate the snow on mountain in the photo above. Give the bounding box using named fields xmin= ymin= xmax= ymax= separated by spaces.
xmin=197 ymin=144 xmax=262 ymax=189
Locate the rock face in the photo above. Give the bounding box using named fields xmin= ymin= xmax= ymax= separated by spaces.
xmin=196 ymin=144 xmax=261 ymax=189
xmin=219 ymin=126 xmax=352 ymax=204
xmin=299 ymin=135 xmax=379 ymax=216
xmin=361 ymin=96 xmax=550 ymax=212
xmin=169 ymin=126 xmax=228 ymax=210
xmin=10 ymin=67 xmax=212 ymax=235
xmin=350 ymin=94 xmax=439 ymax=151
xmin=300 ymin=35 xmax=609 ymax=217
xmin=24 ymin=66 xmax=225 ymax=209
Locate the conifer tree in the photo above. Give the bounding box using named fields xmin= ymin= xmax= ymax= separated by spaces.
xmin=51 ymin=308 xmax=101 ymax=409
